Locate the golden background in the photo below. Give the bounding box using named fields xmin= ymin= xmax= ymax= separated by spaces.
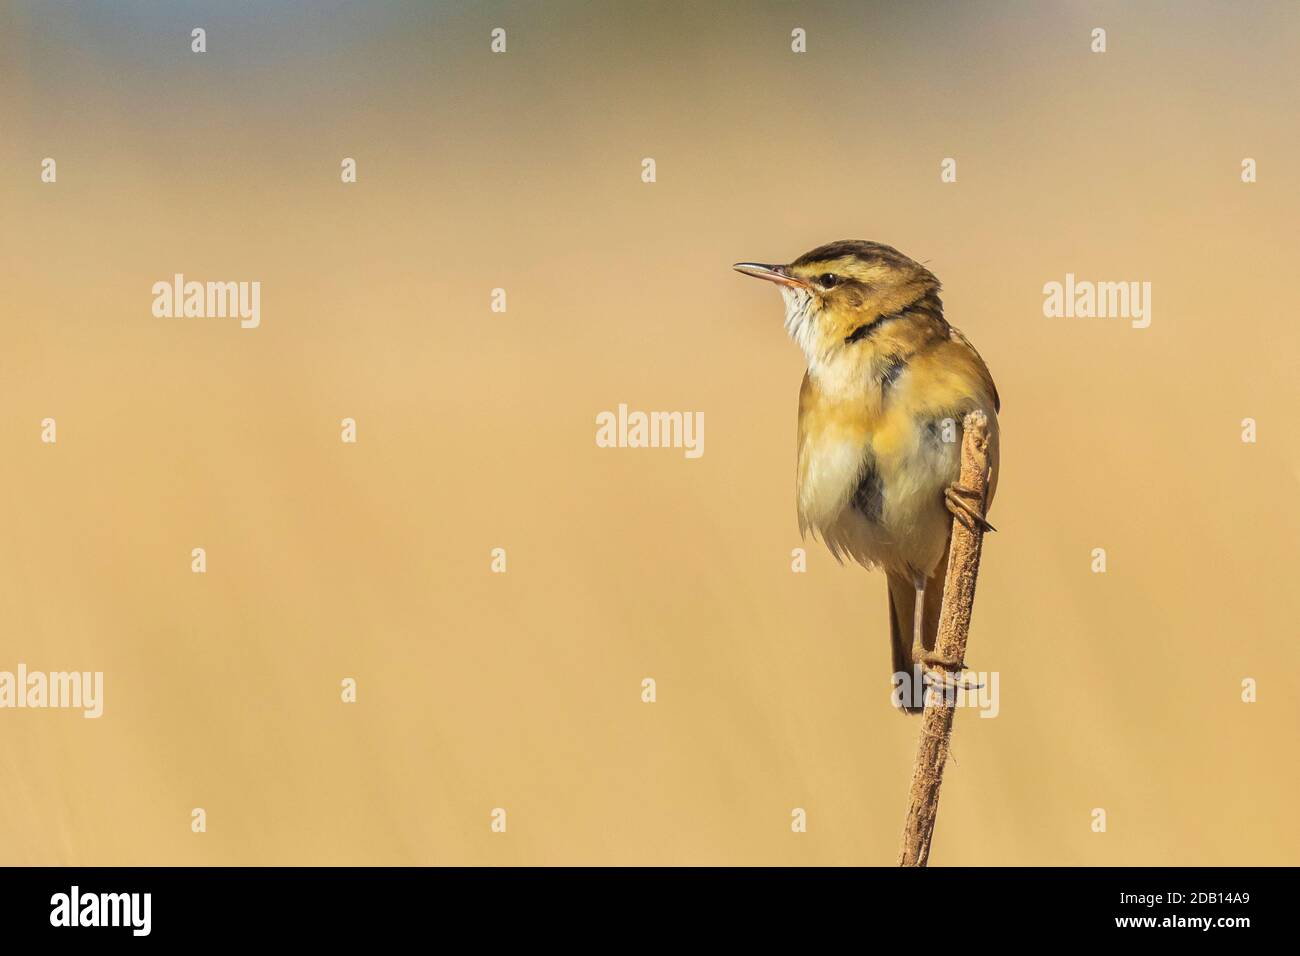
xmin=1 ymin=0 xmax=1297 ymax=865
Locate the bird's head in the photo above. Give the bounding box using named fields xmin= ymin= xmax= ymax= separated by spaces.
xmin=734 ymin=240 xmax=944 ymax=373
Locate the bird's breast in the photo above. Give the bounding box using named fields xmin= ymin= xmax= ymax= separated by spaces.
xmin=795 ymin=381 xmax=882 ymax=536
xmin=797 ymin=384 xmax=963 ymax=574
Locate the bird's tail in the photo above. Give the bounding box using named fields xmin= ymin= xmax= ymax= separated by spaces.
xmin=887 ymin=557 xmax=948 ymax=714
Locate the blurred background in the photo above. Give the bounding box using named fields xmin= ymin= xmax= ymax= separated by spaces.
xmin=1 ymin=0 xmax=1297 ymax=865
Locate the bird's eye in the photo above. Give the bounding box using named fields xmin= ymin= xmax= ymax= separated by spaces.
xmin=818 ymin=273 xmax=840 ymax=289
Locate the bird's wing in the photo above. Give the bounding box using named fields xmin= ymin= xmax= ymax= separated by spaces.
xmin=943 ymin=324 xmax=1001 ymax=514
xmin=947 ymin=324 xmax=1000 ymax=413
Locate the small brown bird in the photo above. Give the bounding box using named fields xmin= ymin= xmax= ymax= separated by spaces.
xmin=735 ymin=241 xmax=999 ymax=712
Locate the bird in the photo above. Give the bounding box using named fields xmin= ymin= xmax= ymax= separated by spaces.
xmin=734 ymin=240 xmax=999 ymax=713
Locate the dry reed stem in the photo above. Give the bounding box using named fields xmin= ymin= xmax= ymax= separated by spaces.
xmin=898 ymin=410 xmax=992 ymax=867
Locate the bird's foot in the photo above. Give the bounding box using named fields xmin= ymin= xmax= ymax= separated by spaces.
xmin=921 ymin=652 xmax=983 ymax=693
xmin=945 ymin=482 xmax=996 ymax=533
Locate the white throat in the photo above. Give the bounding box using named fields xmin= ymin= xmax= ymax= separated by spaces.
xmin=780 ymin=286 xmax=821 ymax=368
xmin=781 ymin=286 xmax=866 ymax=400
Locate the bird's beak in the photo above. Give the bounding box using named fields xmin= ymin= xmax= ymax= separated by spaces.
xmin=733 ymin=262 xmax=808 ymax=289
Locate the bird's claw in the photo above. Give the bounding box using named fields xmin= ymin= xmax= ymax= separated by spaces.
xmin=921 ymin=652 xmax=983 ymax=693
xmin=945 ymin=483 xmax=996 ymax=533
